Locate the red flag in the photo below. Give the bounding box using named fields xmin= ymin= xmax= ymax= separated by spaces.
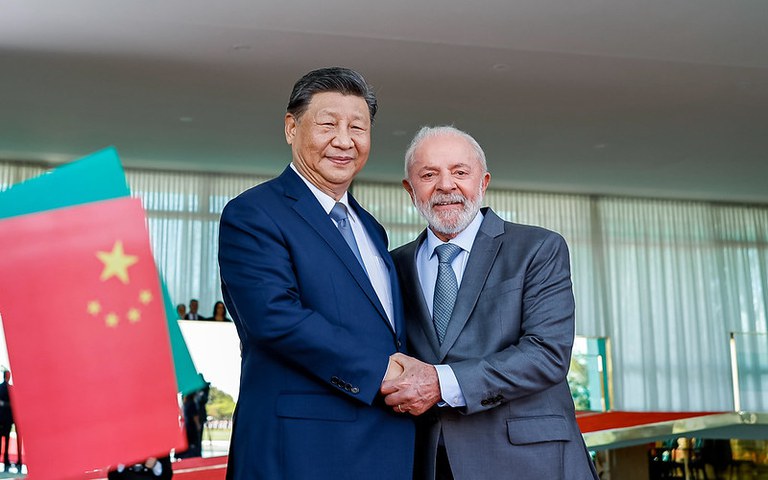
xmin=0 ymin=198 xmax=183 ymax=480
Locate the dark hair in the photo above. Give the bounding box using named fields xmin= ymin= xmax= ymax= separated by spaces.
xmin=287 ymin=67 xmax=377 ymax=123
xmin=212 ymin=301 xmax=228 ymax=319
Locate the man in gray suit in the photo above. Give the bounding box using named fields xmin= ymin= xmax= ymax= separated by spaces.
xmin=381 ymin=126 xmax=598 ymax=479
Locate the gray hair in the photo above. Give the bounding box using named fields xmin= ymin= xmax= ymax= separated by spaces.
xmin=403 ymin=125 xmax=487 ymax=179
xmin=287 ymin=67 xmax=378 ymax=123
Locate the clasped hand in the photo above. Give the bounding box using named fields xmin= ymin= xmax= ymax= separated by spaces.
xmin=380 ymin=352 xmax=441 ymax=416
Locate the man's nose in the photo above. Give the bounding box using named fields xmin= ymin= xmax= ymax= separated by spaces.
xmin=331 ymin=129 xmax=354 ymax=149
xmin=435 ymin=173 xmax=456 ymax=191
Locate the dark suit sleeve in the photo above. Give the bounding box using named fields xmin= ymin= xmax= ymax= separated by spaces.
xmin=449 ymin=232 xmax=575 ymax=415
xmin=219 ymin=198 xmax=389 ymax=405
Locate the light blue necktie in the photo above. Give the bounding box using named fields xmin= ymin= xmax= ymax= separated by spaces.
xmin=433 ymin=243 xmax=462 ymax=344
xmin=329 ymin=202 xmax=367 ymax=273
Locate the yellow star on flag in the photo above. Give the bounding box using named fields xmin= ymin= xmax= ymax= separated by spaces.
xmin=105 ymin=312 xmax=119 ymax=328
xmin=139 ymin=289 xmax=153 ymax=305
xmin=97 ymin=241 xmax=138 ymax=285
xmin=127 ymin=308 xmax=141 ymax=323
xmin=87 ymin=300 xmax=102 ymax=316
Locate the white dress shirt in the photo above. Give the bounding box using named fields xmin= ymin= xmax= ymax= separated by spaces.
xmin=416 ymin=210 xmax=485 ymax=407
xmin=290 ymin=163 xmax=395 ymax=330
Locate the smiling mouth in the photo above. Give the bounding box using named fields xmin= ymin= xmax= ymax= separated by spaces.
xmin=429 ymin=193 xmax=467 ymax=213
xmin=432 ymin=200 xmax=464 ymax=208
xmin=327 ymin=155 xmax=354 ymax=161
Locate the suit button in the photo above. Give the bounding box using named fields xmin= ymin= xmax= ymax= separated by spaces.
xmin=344 ymin=383 xmax=353 ymax=391
xmin=351 ymin=387 xmax=360 ymax=394
xmin=331 ymin=376 xmax=340 ymax=386
xmin=480 ymin=399 xmax=489 ymax=406
xmin=396 ymin=340 xmax=402 ymax=348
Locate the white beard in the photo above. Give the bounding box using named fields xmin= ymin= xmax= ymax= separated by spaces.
xmin=414 ymin=184 xmax=484 ymax=236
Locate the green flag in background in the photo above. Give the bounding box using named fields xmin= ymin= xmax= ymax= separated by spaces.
xmin=160 ymin=279 xmax=206 ymax=394
xmin=0 ymin=147 xmax=204 ymax=395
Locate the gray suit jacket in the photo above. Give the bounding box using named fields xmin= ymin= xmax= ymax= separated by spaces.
xmin=391 ymin=208 xmax=598 ymax=480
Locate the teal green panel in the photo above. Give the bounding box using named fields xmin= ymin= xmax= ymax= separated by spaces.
xmin=0 ymin=147 xmax=130 ymax=218
xmin=161 ymin=278 xmax=205 ymax=395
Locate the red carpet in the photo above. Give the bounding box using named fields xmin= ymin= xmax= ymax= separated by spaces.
xmin=576 ymin=410 xmax=722 ymax=433
xmin=170 ymin=456 xmax=227 ymax=480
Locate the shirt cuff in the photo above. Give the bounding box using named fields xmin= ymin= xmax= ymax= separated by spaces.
xmin=434 ymin=364 xmax=466 ymax=407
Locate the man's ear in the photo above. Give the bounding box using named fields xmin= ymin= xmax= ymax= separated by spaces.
xmin=481 ymin=172 xmax=491 ymax=193
xmin=285 ymin=113 xmax=297 ymax=145
xmin=402 ymin=179 xmax=416 ymax=203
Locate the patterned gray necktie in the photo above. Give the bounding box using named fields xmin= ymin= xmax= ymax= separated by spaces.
xmin=432 ymin=243 xmax=462 ymax=344
xmin=329 ymin=202 xmax=367 ymax=272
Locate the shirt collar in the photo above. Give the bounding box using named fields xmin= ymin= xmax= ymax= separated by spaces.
xmin=290 ymin=163 xmax=350 ymax=215
xmin=425 ymin=210 xmax=485 ymax=258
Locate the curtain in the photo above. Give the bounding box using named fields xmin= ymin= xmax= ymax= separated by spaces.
xmin=3 ymin=159 xmax=767 ymax=411
xmin=593 ymin=199 xmax=768 ymax=410
xmin=125 ymin=169 xmax=270 ymax=318
xmin=0 ymin=161 xmax=45 ymax=188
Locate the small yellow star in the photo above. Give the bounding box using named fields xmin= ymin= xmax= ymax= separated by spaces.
xmin=97 ymin=241 xmax=138 ymax=285
xmin=87 ymin=300 xmax=101 ymax=316
xmin=127 ymin=308 xmax=141 ymax=323
xmin=105 ymin=312 xmax=119 ymax=328
xmin=138 ymin=289 xmax=153 ymax=305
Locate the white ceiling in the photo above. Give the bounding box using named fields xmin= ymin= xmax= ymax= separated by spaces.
xmin=1 ymin=0 xmax=767 ymax=203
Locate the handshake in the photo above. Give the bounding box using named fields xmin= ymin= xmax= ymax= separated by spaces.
xmin=379 ymin=353 xmax=441 ymax=416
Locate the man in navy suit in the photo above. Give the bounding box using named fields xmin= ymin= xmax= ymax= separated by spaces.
xmin=219 ymin=67 xmax=414 ymax=480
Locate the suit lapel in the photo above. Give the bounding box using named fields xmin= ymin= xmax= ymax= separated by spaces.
xmin=279 ymin=168 xmax=394 ymax=333
xmin=438 ymin=208 xmax=505 ymax=361
xmin=401 ymin=231 xmax=442 ymax=360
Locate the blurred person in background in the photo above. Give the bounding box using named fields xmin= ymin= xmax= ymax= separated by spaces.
xmin=209 ymin=301 xmax=231 ymax=322
xmin=178 ymin=393 xmax=201 ymax=458
xmin=0 ymin=370 xmax=14 ymax=471
xmin=184 ymin=299 xmax=201 ymax=320
xmin=194 ymin=376 xmax=211 ymax=452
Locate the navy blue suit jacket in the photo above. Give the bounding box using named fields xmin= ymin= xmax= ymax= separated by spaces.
xmin=219 ymin=167 xmax=414 ymax=480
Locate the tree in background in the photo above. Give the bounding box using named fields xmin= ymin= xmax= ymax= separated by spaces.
xmin=568 ymin=356 xmax=591 ymax=411
xmin=206 ymin=386 xmax=235 ymax=421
